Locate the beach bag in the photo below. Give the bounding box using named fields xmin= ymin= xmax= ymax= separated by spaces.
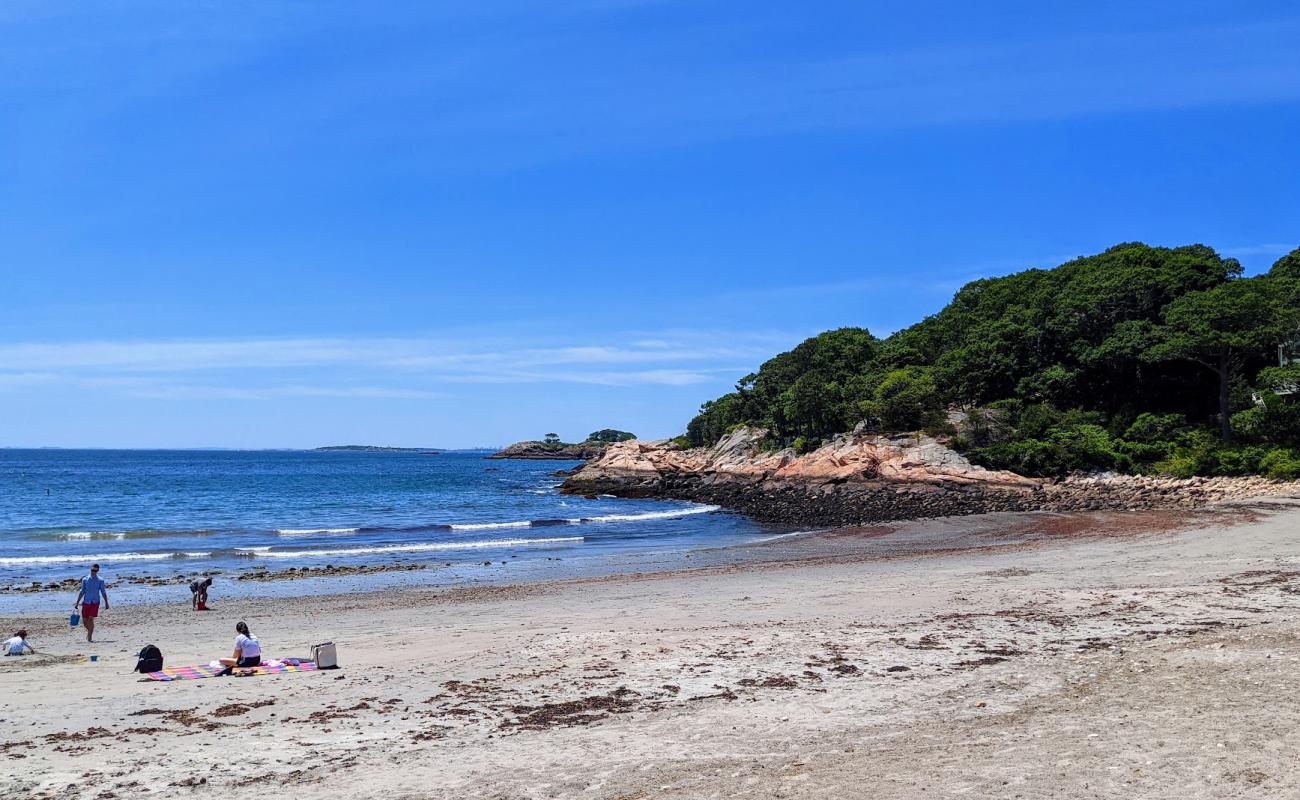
xmin=311 ymin=641 xmax=338 ymax=669
xmin=134 ymin=644 xmax=163 ymax=673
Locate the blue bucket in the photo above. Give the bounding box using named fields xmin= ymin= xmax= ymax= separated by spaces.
xmin=70 ymin=612 xmax=80 ymax=627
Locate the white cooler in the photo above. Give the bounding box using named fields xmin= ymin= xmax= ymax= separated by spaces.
xmin=311 ymin=641 xmax=338 ymax=669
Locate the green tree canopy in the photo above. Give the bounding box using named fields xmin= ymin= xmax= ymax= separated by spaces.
xmin=702 ymin=327 xmax=881 ymax=443
xmin=586 ymin=429 xmax=636 ymax=443
xmin=685 ymin=243 xmax=1252 ymax=446
xmin=1143 ymin=277 xmax=1299 ymax=439
xmin=680 ymin=242 xmax=1300 ymax=475
xmin=869 ymin=367 xmax=945 ymax=431
xmin=1270 ymin=247 xmax=1300 ymax=282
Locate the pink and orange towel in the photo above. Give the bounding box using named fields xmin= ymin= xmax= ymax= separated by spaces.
xmin=144 ymin=659 xmax=318 ymax=682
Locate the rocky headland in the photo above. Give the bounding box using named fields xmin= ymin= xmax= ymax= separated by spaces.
xmin=562 ymin=426 xmax=1300 ymax=526
xmin=489 ymin=440 xmax=610 ymax=460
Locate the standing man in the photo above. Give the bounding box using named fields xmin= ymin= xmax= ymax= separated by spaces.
xmin=73 ymin=563 xmax=109 ymax=642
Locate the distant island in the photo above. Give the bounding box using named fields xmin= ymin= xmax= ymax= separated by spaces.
xmin=312 ymin=445 xmax=441 ymax=453
xmin=489 ymin=429 xmax=635 ymax=460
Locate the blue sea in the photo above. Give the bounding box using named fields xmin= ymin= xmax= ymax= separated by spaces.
xmin=0 ymin=449 xmax=788 ymax=605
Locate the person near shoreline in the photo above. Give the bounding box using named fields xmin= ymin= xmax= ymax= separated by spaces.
xmin=190 ymin=576 xmax=213 ymax=611
xmin=218 ymin=621 xmax=262 ymax=669
xmin=72 ymin=564 xmax=109 ymax=643
xmin=4 ymin=630 xmax=35 ymax=656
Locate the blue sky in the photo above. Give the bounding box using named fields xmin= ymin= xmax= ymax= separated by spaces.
xmin=1 ymin=1 xmax=1298 ymax=448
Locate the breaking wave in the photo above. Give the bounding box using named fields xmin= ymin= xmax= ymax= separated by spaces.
xmin=243 ymin=536 xmax=584 ymax=559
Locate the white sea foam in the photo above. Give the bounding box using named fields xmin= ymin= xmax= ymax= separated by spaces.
xmin=60 ymin=531 xmax=123 ymax=541
xmin=578 ymin=505 xmax=720 ymax=524
xmin=45 ymin=529 xmax=204 ymax=541
xmin=448 ymin=520 xmax=532 ymax=531
xmin=251 ymin=536 xmax=583 ymax=559
xmin=0 ymin=551 xmax=178 ymax=566
xmin=749 ymin=531 xmax=812 ymax=544
xmin=275 ymin=528 xmax=360 ymax=536
xmin=447 ymin=504 xmax=720 ymax=532
xmin=0 ymin=507 xmax=715 ymax=568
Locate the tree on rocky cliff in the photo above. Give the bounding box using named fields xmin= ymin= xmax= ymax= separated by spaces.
xmin=1143 ymin=277 xmax=1299 ymax=440
xmin=680 ymin=242 xmax=1300 ymax=477
xmin=543 ymin=433 xmax=561 ymax=447
xmin=722 ymin=327 xmax=880 ymax=443
xmin=586 ymin=429 xmax=636 ymax=443
xmin=687 ymin=244 xmax=1243 ymax=444
xmin=868 ymin=367 xmax=946 ymax=431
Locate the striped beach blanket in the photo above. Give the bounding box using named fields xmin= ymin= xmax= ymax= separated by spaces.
xmin=144 ymin=659 xmax=318 ymax=682
xmin=144 ymin=664 xmax=223 ymax=681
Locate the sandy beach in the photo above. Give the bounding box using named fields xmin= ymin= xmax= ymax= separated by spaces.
xmin=6 ymin=496 xmax=1300 ymax=799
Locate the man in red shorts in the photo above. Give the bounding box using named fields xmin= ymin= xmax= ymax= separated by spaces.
xmin=73 ymin=563 xmax=110 ymax=643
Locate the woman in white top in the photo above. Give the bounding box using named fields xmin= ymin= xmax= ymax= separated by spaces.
xmin=219 ymin=621 xmax=262 ymax=668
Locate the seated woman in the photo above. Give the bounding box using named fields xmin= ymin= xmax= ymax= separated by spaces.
xmin=4 ymin=630 xmax=34 ymax=656
xmin=218 ymin=621 xmax=262 ymax=669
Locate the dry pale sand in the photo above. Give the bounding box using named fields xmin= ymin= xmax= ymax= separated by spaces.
xmin=5 ymin=498 xmax=1300 ymax=799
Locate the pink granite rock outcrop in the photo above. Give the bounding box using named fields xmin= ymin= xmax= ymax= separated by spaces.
xmin=562 ymin=427 xmax=1300 ymax=526
xmin=575 ymin=426 xmax=1037 ymax=489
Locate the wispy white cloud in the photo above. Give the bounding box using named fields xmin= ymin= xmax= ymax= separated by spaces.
xmin=431 ymin=366 xmax=740 ymax=387
xmin=11 ymin=7 xmax=1299 ymax=172
xmin=722 ymin=253 xmax=1082 ymax=303
xmin=331 ymin=15 xmax=1300 ymax=168
xmin=0 ymin=331 xmax=792 ymax=397
xmin=123 ymin=385 xmax=448 ymax=401
xmin=0 ymin=340 xmax=363 ymax=372
xmin=0 ymin=339 xmax=384 ymax=372
xmin=1221 ymin=243 xmax=1297 ymax=258
xmin=0 ymin=371 xmax=449 ymax=400
xmin=0 ymin=336 xmax=778 ymax=373
xmin=721 ymin=276 xmax=958 ymax=303
xmin=0 ymin=371 xmax=61 ymax=388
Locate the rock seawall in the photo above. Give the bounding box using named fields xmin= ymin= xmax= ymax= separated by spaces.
xmin=561 ymin=427 xmax=1300 ymax=526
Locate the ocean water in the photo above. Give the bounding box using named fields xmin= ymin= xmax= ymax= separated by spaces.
xmin=0 ymin=449 xmax=786 ymax=602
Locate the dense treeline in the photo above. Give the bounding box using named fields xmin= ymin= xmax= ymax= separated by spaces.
xmin=539 ymin=429 xmax=636 ymax=448
xmin=586 ymin=429 xmax=637 ymax=444
xmin=685 ymin=243 xmax=1300 ymax=478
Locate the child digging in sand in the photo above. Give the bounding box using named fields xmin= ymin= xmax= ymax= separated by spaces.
xmin=190 ymin=576 xmax=213 ymax=610
xmin=4 ymin=630 xmax=35 ymax=656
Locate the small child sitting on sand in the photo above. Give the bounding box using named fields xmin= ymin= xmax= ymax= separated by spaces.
xmin=4 ymin=630 xmax=35 ymax=656
xmin=218 ymin=621 xmax=262 ymax=669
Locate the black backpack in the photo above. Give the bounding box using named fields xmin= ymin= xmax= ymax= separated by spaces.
xmin=135 ymin=644 xmax=163 ymax=673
